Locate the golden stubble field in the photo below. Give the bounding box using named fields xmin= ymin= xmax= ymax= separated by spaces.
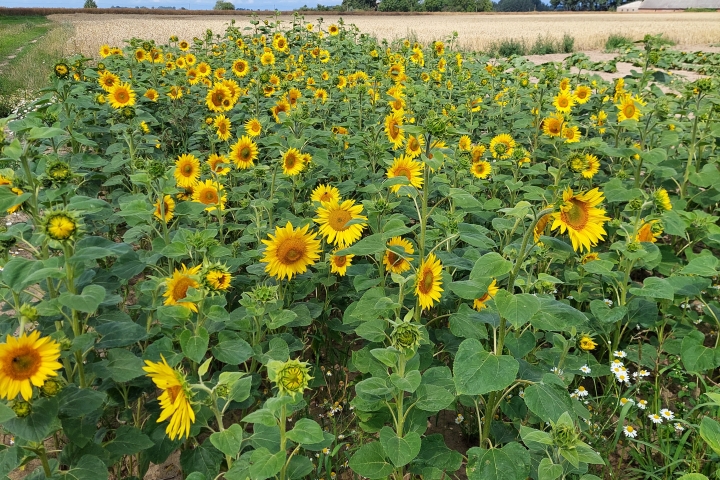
xmin=49 ymin=11 xmax=720 ymax=57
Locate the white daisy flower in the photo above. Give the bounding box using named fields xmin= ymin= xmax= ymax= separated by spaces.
xmin=574 ymin=386 xmax=589 ymax=398
xmin=455 ymin=414 xmax=464 ymax=424
xmin=619 ymin=397 xmax=634 ymax=406
xmin=637 ymin=399 xmax=648 ymax=410
xmin=674 ymin=423 xmax=685 ymax=432
xmin=660 ymin=409 xmax=674 ymax=420
xmin=580 ymin=365 xmax=591 ymax=374
xmin=648 ymin=413 xmax=663 ymax=424
xmin=623 ymin=425 xmax=638 ymax=438
xmin=613 ymin=350 xmax=627 ymax=358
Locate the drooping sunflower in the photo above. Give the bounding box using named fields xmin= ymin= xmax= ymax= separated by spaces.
xmin=203 ymin=264 xmax=232 ymax=292
xmin=107 ymin=82 xmax=136 ymax=109
xmin=581 ymin=252 xmax=600 ymax=264
xmin=542 ymin=113 xmax=564 ymax=137
xmin=473 ymin=279 xmax=499 ymax=311
xmin=310 ymin=184 xmax=341 ymax=204
xmin=405 ymin=135 xmax=425 ymax=158
xmin=261 ymin=221 xmax=321 ymax=280
xmin=458 ymin=135 xmax=472 ymax=152
xmin=330 ymin=252 xmax=354 ymax=276
xmin=635 ymin=219 xmax=662 ymax=243
xmin=153 ymin=195 xmax=175 ymax=223
xmin=282 ymin=148 xmax=306 ymax=176
xmin=229 ymin=136 xmax=258 ymax=170
xmin=383 ymin=237 xmax=414 ymax=274
xmin=192 ymin=179 xmax=226 ymax=212
xmin=213 ymin=114 xmax=232 ymax=141
xmin=654 ymin=187 xmax=672 ymax=211
xmin=314 ymin=199 xmax=367 ymax=247
xmin=553 ymin=90 xmax=575 ymax=114
xmin=0 ymin=330 xmax=62 ymax=401
xmin=386 ymin=155 xmax=424 ymax=193
xmin=489 ymin=133 xmax=516 ymax=159
xmin=54 ymin=62 xmax=69 ymax=79
xmin=533 ymin=213 xmax=551 ymax=243
xmin=207 ymin=153 xmax=230 ymax=176
xmin=174 ymin=153 xmax=201 ymax=188
xmin=551 ymin=187 xmax=610 ymax=252
xmin=384 ymin=112 xmax=405 ymax=150
xmin=245 ymin=118 xmax=262 ymax=137
xmin=271 ymin=99 xmax=291 ymax=123
xmin=163 ymin=264 xmax=202 ymax=312
xmin=168 ymin=86 xmax=183 ymax=100
xmin=574 ymin=85 xmax=592 ymax=104
xmin=143 ymin=356 xmax=195 ymax=441
xmin=471 ymin=160 xmax=492 ymax=179
xmin=415 ymin=253 xmax=444 ymax=311
xmin=617 ymin=94 xmax=642 ymax=122
xmin=471 ymin=144 xmax=486 ymax=162
xmin=582 ymin=154 xmax=600 ymax=179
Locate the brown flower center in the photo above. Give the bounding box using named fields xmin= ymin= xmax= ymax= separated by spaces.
xmin=329 ymin=209 xmax=351 ymax=231
xmin=9 ymin=348 xmax=40 ymax=380
xmin=561 ymin=198 xmax=589 ymax=230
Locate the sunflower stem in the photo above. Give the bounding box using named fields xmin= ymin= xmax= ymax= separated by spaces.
xmin=414 ymin=134 xmax=432 ymax=324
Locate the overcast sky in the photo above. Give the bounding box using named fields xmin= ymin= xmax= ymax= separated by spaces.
xmin=0 ymin=0 xmax=342 ymax=9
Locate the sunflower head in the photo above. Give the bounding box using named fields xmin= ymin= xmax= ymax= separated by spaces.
xmin=390 ymin=315 xmax=423 ymax=354
xmin=578 ymin=334 xmax=597 ymax=351
xmin=202 ymin=263 xmax=232 ymax=293
xmin=0 ymin=330 xmax=62 ymax=401
xmin=163 ymin=264 xmax=202 ymax=312
xmin=653 ymin=188 xmax=672 ymax=211
xmin=54 ymin=63 xmax=70 ymax=79
xmin=268 ymin=358 xmax=312 ymax=398
xmin=42 ymin=210 xmax=80 ymax=244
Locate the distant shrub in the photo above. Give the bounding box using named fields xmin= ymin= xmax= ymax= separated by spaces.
xmin=495 ymin=38 xmax=527 ymax=57
xmin=605 ymin=34 xmax=633 ymax=52
xmin=562 ymin=34 xmax=575 ymax=53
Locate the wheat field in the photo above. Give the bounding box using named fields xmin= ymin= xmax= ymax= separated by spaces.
xmin=49 ymin=11 xmax=720 ymax=57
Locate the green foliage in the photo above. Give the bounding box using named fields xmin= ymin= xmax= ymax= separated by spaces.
xmin=83 ymin=0 xmax=98 ymax=7
xmin=605 ymin=33 xmax=634 ymax=52
xmin=213 ymin=0 xmax=235 ymax=9
xmin=378 ymin=0 xmax=418 ymax=11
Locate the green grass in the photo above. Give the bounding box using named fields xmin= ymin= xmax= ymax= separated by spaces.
xmin=0 ymin=16 xmax=70 ymax=118
xmin=605 ymin=34 xmax=634 ymax=52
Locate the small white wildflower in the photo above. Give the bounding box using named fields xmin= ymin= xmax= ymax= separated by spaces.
xmin=615 ymin=372 xmax=631 ymax=384
xmin=455 ymin=414 xmax=464 ymax=424
xmin=674 ymin=423 xmax=685 ymax=432
xmin=580 ymin=365 xmax=591 ymax=374
xmin=326 ymin=371 xmax=332 ymax=376
xmin=660 ymin=409 xmax=674 ymax=420
xmin=604 ymin=298 xmax=613 ymax=306
xmin=338 ymin=434 xmax=345 ymax=440
xmin=614 ymin=350 xmax=627 ymax=358
xmin=575 ymin=386 xmax=589 ymax=398
xmin=567 ymin=295 xmax=574 ymax=300
xmin=619 ymin=397 xmax=634 ymax=407
xmin=623 ymin=425 xmax=638 ymax=438
xmin=550 ymin=367 xmax=564 ymax=375
xmin=648 ymin=413 xmax=663 ymax=424
xmin=637 ymin=399 xmax=648 ymax=410
xmin=519 ymin=389 xmax=525 ymax=398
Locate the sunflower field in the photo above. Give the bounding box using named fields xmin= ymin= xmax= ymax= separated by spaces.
xmin=1 ymin=14 xmax=720 ymax=480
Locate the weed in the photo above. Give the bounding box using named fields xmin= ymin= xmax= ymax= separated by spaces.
xmin=605 ymin=33 xmax=634 ymax=52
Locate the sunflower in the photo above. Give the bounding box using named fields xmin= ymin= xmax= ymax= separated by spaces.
xmin=282 ymin=148 xmax=306 ymax=176
xmin=559 ymin=77 xmax=571 ymax=91
xmin=328 ymin=24 xmax=339 ymax=36
xmin=207 ymin=154 xmax=230 ymax=175
xmin=562 ymin=125 xmax=581 ymax=143
xmin=174 ymin=154 xmax=201 ymax=188
xmin=186 ymin=68 xmax=200 ymax=85
xmin=232 ymin=58 xmax=250 ymax=78
xmin=192 ymin=179 xmax=226 ymax=212
xmin=286 ymin=88 xmax=302 ymax=108
xmin=98 ymin=71 xmax=119 ymax=91
xmin=471 ymin=144 xmax=486 ymax=162
xmin=311 ymin=184 xmax=341 ymax=204
xmin=184 ymin=53 xmax=196 ymax=66
xmin=135 ymin=49 xmax=146 ymax=62
xmin=330 ymin=252 xmax=354 ymax=276
xmin=533 ymin=213 xmax=551 ymax=243
xmin=271 ymin=99 xmax=291 ymax=123
xmin=542 ymin=113 xmax=564 ymax=137
xmin=213 ymin=114 xmax=232 ymax=141
xmin=489 ymin=133 xmax=516 ymax=160
xmin=206 ymin=84 xmax=232 ymax=112
xmin=144 ymin=88 xmax=159 ymax=101
xmin=553 ymin=91 xmax=575 ymax=114
xmin=383 ymin=237 xmax=414 ymax=274
xmin=314 ymin=199 xmax=367 ymax=247
xmin=273 ymin=35 xmax=288 ymax=51
xmin=473 ymin=279 xmax=499 ymax=311
xmin=221 ymin=79 xmax=241 ymax=103
xmin=44 ymin=211 xmax=78 ymax=241
xmin=203 ymin=264 xmax=232 ymax=292
xmin=260 ymin=51 xmax=275 ymax=66
xmin=168 ymin=86 xmax=183 ymax=100
xmin=581 ymin=251 xmax=600 ymax=264
xmin=0 ymin=330 xmax=62 ymax=401
xmin=654 ymin=188 xmax=672 ymax=211
xmin=54 ymin=62 xmax=69 ymax=79
xmin=245 ymin=118 xmax=262 ymax=137
xmin=405 ymin=135 xmax=424 ymax=158
xmin=143 ymin=356 xmax=195 ymax=440
xmin=153 ymin=195 xmax=175 ymax=223
xmin=617 ymin=94 xmax=642 ymax=122
xmin=582 ymin=154 xmax=600 ymax=179
xmin=551 ymin=187 xmax=610 ymax=252
xmin=196 ymin=62 xmax=211 ymax=77
xmin=229 ymin=136 xmax=258 ymax=170
xmin=163 ymin=264 xmax=202 ymax=312
xmin=578 ymin=334 xmax=597 ymax=351
xmin=635 ymin=219 xmax=662 ymax=243
xmin=99 ymin=44 xmax=112 ymax=58
xmin=384 ymin=112 xmax=405 ymax=150
xmin=574 ymin=85 xmax=592 ymax=104
xmin=178 ymin=40 xmax=190 ymax=51
xmin=386 ymin=155 xmax=424 ymax=193
xmin=261 ymin=221 xmax=321 ymax=280
xmin=471 ymin=160 xmax=492 ymax=179
xmin=415 ymin=253 xmax=443 ymax=310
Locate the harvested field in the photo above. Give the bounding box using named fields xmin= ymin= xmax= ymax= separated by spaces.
xmin=49 ymin=11 xmax=720 ymax=57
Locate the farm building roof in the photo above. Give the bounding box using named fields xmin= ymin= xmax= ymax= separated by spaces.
xmin=618 ymin=1 xmax=643 ymax=9
xmin=639 ymin=0 xmax=720 ymax=8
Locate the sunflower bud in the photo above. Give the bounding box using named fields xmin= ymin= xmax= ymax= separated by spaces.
xmin=46 ymin=160 xmax=72 ymax=184
xmin=42 ymin=210 xmax=79 ymax=243
xmin=626 ymin=241 xmax=642 ymax=253
xmin=249 ymin=284 xmax=278 ymax=303
xmin=12 ymin=400 xmax=32 ymax=418
xmin=147 ymin=160 xmax=166 ymax=180
xmin=568 ymin=153 xmax=588 ymax=174
xmin=390 ymin=319 xmax=422 ymax=354
xmin=552 ymin=420 xmax=580 ymax=449
xmin=627 ymin=197 xmax=644 ymax=211
xmin=19 ymin=304 xmax=38 ymax=323
xmin=267 ymin=358 xmax=312 ymax=398
xmin=215 ymin=384 xmax=230 ymax=398
xmin=40 ymin=378 xmax=63 ymax=397
xmin=578 ymin=334 xmax=597 ymax=351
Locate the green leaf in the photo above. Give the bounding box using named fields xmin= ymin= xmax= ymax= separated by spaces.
xmin=389 ymin=370 xmax=421 ymax=393
xmin=212 ymin=332 xmax=253 ymax=364
xmin=677 ymin=474 xmax=710 ymax=480
xmin=64 ymin=455 xmax=109 ymax=480
xmin=414 ymin=384 xmax=455 ymax=412
xmin=228 ymin=376 xmax=253 ymax=404
xmin=58 ymin=385 xmax=106 ymax=417
xmin=575 ymin=443 xmax=604 ymax=465
xmin=699 ymin=417 xmax=720 ymax=456
xmin=242 ymin=409 xmax=278 ymax=426
xmin=453 ymin=338 xmax=518 ymax=396
xmin=466 ymin=443 xmax=529 ymax=480
xmin=379 ymin=427 xmax=421 ymax=467
xmin=1 ymin=257 xmax=38 ymax=292
xmin=538 ymin=458 xmax=563 ymax=480
xmin=106 ymin=349 xmax=145 ymax=382
xmin=28 ymin=126 xmax=67 ymax=139
xmin=249 ymin=447 xmax=285 ymax=480
xmin=355 ymin=319 xmax=387 ymax=342
xmin=470 ymin=253 xmax=512 ymax=279
xmin=0 ymin=445 xmax=22 ymax=478
xmin=286 ymin=418 xmax=325 ymax=445
xmin=449 ymin=279 xmax=489 ymax=300
xmin=0 ymin=189 xmax=30 ymax=217
xmin=267 ymin=309 xmax=298 ymax=329
xmin=520 ymin=426 xmax=553 ymax=446
xmin=286 ymin=456 xmax=314 ymax=480
xmin=0 ymin=402 xmax=17 ymax=423
xmin=523 ymin=375 xmax=574 ymax=423
xmin=95 ymin=321 xmax=147 ymax=349
xmin=3 ymin=397 xmax=59 ymax=443
xmin=210 ymin=424 xmax=245 ymax=457
xmin=336 ymin=234 xmax=385 ymax=256
xmin=679 ymin=256 xmax=719 ymax=276
xmin=681 ymin=331 xmax=720 ymax=373
xmin=355 ymin=377 xmax=392 ymax=401
xmin=530 ymin=297 xmax=588 ymax=331
xmin=589 ymin=300 xmax=627 ymax=324
xmin=494 ymin=291 xmax=540 ymax=329
xmin=105 ymin=425 xmax=154 ymax=458
xmin=349 ymin=441 xmax=394 ymax=479
xmin=180 ymin=442 xmax=223 ymax=480
xmin=628 ymin=277 xmax=674 ymax=301
xmin=58 ymin=285 xmax=106 ymax=313
xmin=370 ymin=347 xmax=399 ymax=368
xmin=180 ymin=327 xmax=209 ymax=364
